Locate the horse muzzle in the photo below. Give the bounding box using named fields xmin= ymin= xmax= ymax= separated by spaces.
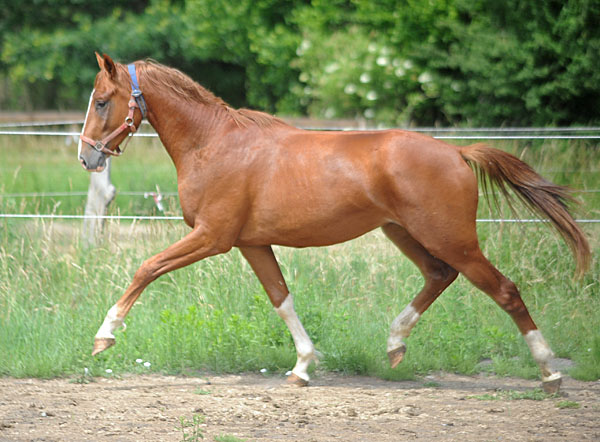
xmin=79 ymin=147 xmax=108 ymax=172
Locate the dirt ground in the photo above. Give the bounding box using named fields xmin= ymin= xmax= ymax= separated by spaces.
xmin=1 ymin=372 xmax=598 ymax=442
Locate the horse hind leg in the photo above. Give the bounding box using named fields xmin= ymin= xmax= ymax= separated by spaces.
xmin=442 ymin=246 xmax=562 ymax=393
xmin=382 ymin=224 xmax=459 ymax=368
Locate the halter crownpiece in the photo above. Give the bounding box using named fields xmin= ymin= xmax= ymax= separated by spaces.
xmin=128 ymin=63 xmax=147 ymax=118
xmin=79 ymin=63 xmax=147 ymax=157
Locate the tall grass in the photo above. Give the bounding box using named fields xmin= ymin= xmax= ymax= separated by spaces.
xmin=0 ymin=135 xmax=598 ymax=380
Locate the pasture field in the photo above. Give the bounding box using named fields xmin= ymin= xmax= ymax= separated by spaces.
xmin=0 ymin=134 xmax=598 ymax=383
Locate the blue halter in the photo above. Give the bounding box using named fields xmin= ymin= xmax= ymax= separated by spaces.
xmin=128 ymin=63 xmax=147 ymax=118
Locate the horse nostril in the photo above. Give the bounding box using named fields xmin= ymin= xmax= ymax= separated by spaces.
xmin=79 ymin=156 xmax=88 ymax=169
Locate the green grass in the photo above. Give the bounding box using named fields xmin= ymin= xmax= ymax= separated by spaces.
xmin=0 ymin=135 xmax=179 ymax=217
xmin=214 ymin=435 xmax=246 ymax=442
xmin=555 ymin=400 xmax=581 ymax=409
xmin=0 ymin=135 xmax=598 ymax=382
xmin=466 ymin=388 xmax=556 ymax=401
xmin=177 ymin=414 xmax=205 ymax=441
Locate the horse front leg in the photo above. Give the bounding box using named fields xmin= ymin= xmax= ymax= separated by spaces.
xmin=239 ymin=245 xmax=318 ymax=386
xmin=92 ymin=226 xmax=231 ymax=355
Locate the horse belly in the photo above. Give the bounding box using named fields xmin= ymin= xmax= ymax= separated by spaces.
xmin=236 ymin=204 xmax=388 ymax=248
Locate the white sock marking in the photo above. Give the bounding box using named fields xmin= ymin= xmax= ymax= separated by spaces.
xmin=95 ymin=305 xmax=125 ymax=339
xmin=275 ymin=294 xmax=316 ymax=381
xmin=387 ymin=304 xmax=420 ymax=352
xmin=524 ymin=329 xmax=560 ymax=382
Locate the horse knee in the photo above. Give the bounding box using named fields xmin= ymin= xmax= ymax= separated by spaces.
xmin=133 ymin=260 xmax=159 ymax=286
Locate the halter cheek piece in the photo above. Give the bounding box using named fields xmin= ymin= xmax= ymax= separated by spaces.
xmin=80 ymin=63 xmax=147 ymax=157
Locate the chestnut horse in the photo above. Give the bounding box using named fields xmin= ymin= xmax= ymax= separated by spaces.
xmin=79 ymin=53 xmax=590 ymax=392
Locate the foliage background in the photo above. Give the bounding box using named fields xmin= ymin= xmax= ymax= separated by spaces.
xmin=1 ymin=0 xmax=599 ymax=126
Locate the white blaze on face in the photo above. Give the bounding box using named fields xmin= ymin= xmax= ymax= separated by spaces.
xmin=78 ymin=89 xmax=95 ymax=158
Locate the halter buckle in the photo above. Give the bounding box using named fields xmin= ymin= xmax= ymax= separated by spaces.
xmin=93 ymin=141 xmax=106 ymax=153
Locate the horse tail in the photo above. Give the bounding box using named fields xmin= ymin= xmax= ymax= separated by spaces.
xmin=460 ymin=143 xmax=591 ymax=277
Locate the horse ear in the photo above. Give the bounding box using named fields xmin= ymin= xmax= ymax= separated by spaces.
xmin=102 ymin=54 xmax=117 ymax=79
xmin=95 ymin=52 xmax=117 ymax=79
xmin=95 ymin=52 xmax=104 ymax=70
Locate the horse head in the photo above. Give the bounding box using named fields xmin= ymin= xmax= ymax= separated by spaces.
xmin=78 ymin=53 xmax=146 ymax=172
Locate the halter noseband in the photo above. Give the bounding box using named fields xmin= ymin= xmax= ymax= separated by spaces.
xmin=80 ymin=63 xmax=147 ymax=157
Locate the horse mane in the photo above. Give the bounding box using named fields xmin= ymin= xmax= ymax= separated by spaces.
xmin=132 ymin=59 xmax=286 ymax=128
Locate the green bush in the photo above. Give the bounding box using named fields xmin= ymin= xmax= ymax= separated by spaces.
xmin=1 ymin=0 xmax=599 ymax=125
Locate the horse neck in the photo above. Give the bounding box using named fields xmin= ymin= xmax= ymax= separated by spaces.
xmin=142 ymin=90 xmax=231 ymax=168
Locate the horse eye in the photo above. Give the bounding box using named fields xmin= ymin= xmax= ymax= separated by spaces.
xmin=95 ymin=100 xmax=107 ymax=110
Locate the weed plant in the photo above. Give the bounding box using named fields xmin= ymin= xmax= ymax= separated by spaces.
xmin=0 ymin=135 xmax=598 ymax=381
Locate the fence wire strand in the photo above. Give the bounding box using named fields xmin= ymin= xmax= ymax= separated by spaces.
xmin=0 ymin=213 xmax=598 ymax=223
xmin=1 ymin=126 xmax=598 ymax=223
xmin=2 ymin=129 xmax=600 ymax=140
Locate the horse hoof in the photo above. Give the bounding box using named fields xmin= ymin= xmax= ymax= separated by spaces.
xmin=286 ymin=373 xmax=309 ymax=387
xmin=542 ymin=376 xmax=562 ymax=394
xmin=387 ymin=344 xmax=407 ymax=369
xmin=92 ymin=337 xmax=115 ymax=356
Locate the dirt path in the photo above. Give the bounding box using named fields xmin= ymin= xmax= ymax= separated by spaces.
xmin=1 ymin=372 xmax=598 ymax=441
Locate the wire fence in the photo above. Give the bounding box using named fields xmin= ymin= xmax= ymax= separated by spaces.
xmin=2 ymin=120 xmax=600 ymax=138
xmin=2 ymin=119 xmax=600 ymax=132
xmin=3 ymin=129 xmax=600 ymax=140
xmin=0 ymin=191 xmax=179 ymax=198
xmin=1 ymin=124 xmax=598 ymax=224
xmin=0 ymin=120 xmax=84 ymax=128
xmin=1 ymin=213 xmax=598 ymax=223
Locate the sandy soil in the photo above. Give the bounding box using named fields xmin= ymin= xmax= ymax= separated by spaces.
xmin=1 ymin=372 xmax=598 ymax=441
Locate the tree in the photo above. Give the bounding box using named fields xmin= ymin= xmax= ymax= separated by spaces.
xmin=1 ymin=0 xmax=599 ymax=126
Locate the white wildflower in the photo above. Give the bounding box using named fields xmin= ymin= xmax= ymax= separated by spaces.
xmin=324 ymin=107 xmax=336 ymax=119
xmin=325 ymin=62 xmax=339 ymax=74
xmin=344 ymin=83 xmax=357 ymax=94
xmin=418 ymin=72 xmax=433 ymax=83
xmin=376 ymin=56 xmax=389 ymax=66
xmin=297 ymin=39 xmax=311 ymax=56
